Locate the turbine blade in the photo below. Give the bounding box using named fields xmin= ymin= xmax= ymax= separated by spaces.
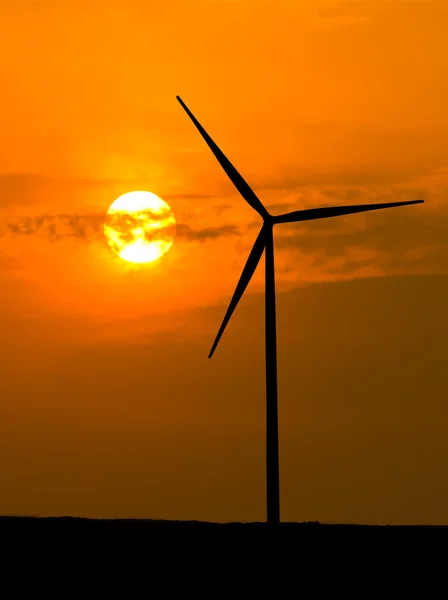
xmin=176 ymin=96 xmax=269 ymax=219
xmin=274 ymin=200 xmax=424 ymax=224
xmin=209 ymin=226 xmax=267 ymax=358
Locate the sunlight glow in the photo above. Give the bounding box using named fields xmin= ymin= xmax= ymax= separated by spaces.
xmin=104 ymin=191 xmax=176 ymax=264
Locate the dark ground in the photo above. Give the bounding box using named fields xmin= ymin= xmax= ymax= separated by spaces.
xmin=3 ymin=515 xmax=447 ymax=533
xmin=3 ymin=515 xmax=447 ymax=525
xmin=1 ymin=517 xmax=445 ymax=586
xmin=2 ymin=515 xmax=446 ymax=528
xmin=2 ymin=515 xmax=446 ymax=544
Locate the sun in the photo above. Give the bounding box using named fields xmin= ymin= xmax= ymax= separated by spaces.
xmin=104 ymin=191 xmax=176 ymax=264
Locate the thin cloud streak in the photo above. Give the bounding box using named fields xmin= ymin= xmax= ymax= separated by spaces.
xmin=0 ymin=213 xmax=242 ymax=244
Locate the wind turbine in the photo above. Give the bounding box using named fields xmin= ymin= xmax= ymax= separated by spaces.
xmin=176 ymin=95 xmax=424 ymax=524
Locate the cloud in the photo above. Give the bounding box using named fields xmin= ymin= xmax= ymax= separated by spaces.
xmin=274 ymin=205 xmax=447 ymax=281
xmin=1 ymin=213 xmax=105 ymax=242
xmin=0 ymin=165 xmax=446 ymax=283
xmin=241 ymin=165 xmax=448 ymax=283
xmin=0 ymin=212 xmax=242 ymax=244
xmin=176 ymin=223 xmax=241 ymax=241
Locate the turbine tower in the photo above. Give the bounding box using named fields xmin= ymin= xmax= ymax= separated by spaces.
xmin=176 ymin=95 xmax=424 ymax=524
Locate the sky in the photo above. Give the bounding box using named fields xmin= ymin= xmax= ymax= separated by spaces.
xmin=1 ymin=0 xmax=447 ymax=524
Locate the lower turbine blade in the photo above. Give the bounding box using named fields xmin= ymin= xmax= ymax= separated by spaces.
xmin=209 ymin=226 xmax=267 ymax=358
xmin=275 ymin=200 xmax=424 ymax=224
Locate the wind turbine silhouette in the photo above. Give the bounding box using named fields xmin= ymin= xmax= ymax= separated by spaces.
xmin=176 ymin=95 xmax=424 ymax=524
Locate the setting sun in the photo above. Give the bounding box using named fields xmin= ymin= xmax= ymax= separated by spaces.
xmin=104 ymin=191 xmax=176 ymax=264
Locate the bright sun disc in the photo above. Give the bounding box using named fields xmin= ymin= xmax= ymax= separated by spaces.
xmin=104 ymin=191 xmax=176 ymax=264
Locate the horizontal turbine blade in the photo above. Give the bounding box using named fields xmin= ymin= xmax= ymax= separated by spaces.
xmin=275 ymin=200 xmax=424 ymax=224
xmin=176 ymin=96 xmax=269 ymax=220
xmin=209 ymin=226 xmax=267 ymax=358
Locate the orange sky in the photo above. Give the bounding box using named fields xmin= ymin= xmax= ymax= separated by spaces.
xmin=1 ymin=0 xmax=448 ymax=524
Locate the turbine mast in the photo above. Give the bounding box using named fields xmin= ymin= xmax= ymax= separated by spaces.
xmin=265 ymin=223 xmax=280 ymax=524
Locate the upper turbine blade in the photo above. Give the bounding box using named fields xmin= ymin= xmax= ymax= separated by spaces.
xmin=209 ymin=225 xmax=267 ymax=358
xmin=176 ymin=96 xmax=269 ymax=220
xmin=274 ymin=200 xmax=424 ymax=224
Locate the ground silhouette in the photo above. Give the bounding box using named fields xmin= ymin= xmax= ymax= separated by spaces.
xmin=2 ymin=515 xmax=446 ymax=537
xmin=2 ymin=516 xmax=444 ymax=580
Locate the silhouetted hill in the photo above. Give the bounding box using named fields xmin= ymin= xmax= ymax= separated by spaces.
xmin=1 ymin=517 xmax=444 ymax=584
xmin=2 ymin=515 xmax=446 ymax=538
